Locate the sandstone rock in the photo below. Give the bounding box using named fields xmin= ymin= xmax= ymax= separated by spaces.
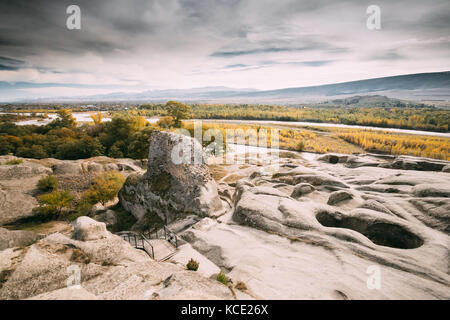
xmin=0 ymin=228 xmax=40 ymax=251
xmin=0 ymin=162 xmax=53 ymax=225
xmin=92 ymin=210 xmax=118 ymax=228
xmin=0 ymin=181 xmax=39 ymax=225
xmin=409 ymin=198 xmax=450 ymax=234
xmin=327 ymin=190 xmax=353 ymax=205
xmin=2 ymin=151 xmax=450 ymax=300
xmin=87 ymin=162 xmax=104 ymax=173
xmin=388 ymin=157 xmax=447 ymax=172
xmin=291 ymin=183 xmax=315 ymax=198
xmin=317 ymin=154 xmax=349 ymax=164
xmin=157 ymin=272 xmax=232 ymax=300
xmin=359 ymin=199 xmax=393 ymax=215
xmin=72 ymin=217 xmax=108 ymax=241
xmin=119 ymin=131 xmax=223 ymax=222
xmin=104 ymin=163 xmax=119 ymax=171
xmin=412 ymin=184 xmax=450 ymax=198
xmin=52 ymin=162 xmax=82 ymax=175
xmin=0 ymin=162 xmax=52 ymax=180
xmin=0 ymin=225 xmax=233 ymax=300
xmin=112 ymin=159 xmax=146 ymax=173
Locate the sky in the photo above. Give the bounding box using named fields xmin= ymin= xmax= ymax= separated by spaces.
xmin=0 ymin=0 xmax=449 ymax=100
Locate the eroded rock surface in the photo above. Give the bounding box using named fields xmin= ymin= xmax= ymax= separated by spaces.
xmin=0 ymin=228 xmax=40 ymax=251
xmin=179 ymin=151 xmax=450 ymax=300
xmin=0 ymin=216 xmax=234 ymax=300
xmin=0 ymin=156 xmax=146 ymax=226
xmin=2 ymin=149 xmax=450 ymax=300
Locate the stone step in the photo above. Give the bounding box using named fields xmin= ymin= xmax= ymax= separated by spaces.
xmin=145 ymin=238 xmax=176 ymax=261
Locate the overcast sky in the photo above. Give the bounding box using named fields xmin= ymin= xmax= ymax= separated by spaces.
xmin=0 ymin=0 xmax=449 ymax=99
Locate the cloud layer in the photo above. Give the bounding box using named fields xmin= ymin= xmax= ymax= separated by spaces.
xmin=0 ymin=0 xmax=449 ymax=99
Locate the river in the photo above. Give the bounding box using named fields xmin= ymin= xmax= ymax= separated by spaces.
xmin=1 ymin=112 xmax=448 ymax=138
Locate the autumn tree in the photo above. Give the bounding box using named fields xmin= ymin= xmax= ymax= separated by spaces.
xmin=165 ymin=101 xmax=191 ymax=127
xmin=90 ymin=112 xmax=103 ymax=125
xmin=82 ymin=171 xmax=126 ymax=206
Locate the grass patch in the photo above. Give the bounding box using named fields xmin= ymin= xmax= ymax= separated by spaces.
xmin=216 ymin=271 xmax=229 ymax=285
xmin=3 ymin=159 xmax=23 ymax=165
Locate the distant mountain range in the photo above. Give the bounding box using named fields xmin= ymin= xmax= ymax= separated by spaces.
xmin=2 ymin=71 xmax=449 ymax=103
xmin=231 ymin=71 xmax=450 ymax=103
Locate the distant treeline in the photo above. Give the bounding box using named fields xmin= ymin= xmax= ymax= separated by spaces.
xmin=136 ymin=104 xmax=450 ymax=132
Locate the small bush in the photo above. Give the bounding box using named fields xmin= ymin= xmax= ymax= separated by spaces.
xmin=73 ymin=199 xmax=94 ymax=219
xmin=37 ymin=175 xmax=59 ymax=192
xmin=186 ymin=258 xmax=199 ymax=271
xmin=82 ymin=171 xmax=126 ymax=205
xmin=296 ymin=141 xmax=305 ymax=152
xmin=216 ymin=271 xmax=228 ymax=285
xmin=36 ymin=190 xmax=74 ymax=220
xmin=4 ymin=159 xmax=23 ymax=165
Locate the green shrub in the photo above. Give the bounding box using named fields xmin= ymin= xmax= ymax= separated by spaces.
xmin=82 ymin=171 xmax=126 ymax=205
xmin=4 ymin=159 xmax=23 ymax=165
xmin=74 ymin=199 xmax=94 ymax=217
xmin=186 ymin=258 xmax=199 ymax=271
xmin=296 ymin=141 xmax=305 ymax=152
xmin=37 ymin=175 xmax=59 ymax=192
xmin=216 ymin=271 xmax=228 ymax=285
xmin=36 ymin=190 xmax=74 ymax=219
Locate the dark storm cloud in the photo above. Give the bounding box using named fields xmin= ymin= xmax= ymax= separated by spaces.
xmin=0 ymin=56 xmax=26 ymax=70
xmin=1 ymin=0 xmax=447 ymax=60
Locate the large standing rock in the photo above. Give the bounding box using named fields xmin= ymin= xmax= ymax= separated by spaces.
xmin=119 ymin=131 xmax=223 ymax=223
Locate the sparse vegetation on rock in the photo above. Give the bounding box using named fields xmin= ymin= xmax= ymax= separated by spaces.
xmin=37 ymin=175 xmax=59 ymax=192
xmin=186 ymin=258 xmax=199 ymax=271
xmin=3 ymin=159 xmax=23 ymax=165
xmin=216 ymin=271 xmax=229 ymax=285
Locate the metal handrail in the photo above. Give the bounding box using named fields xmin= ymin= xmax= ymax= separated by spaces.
xmin=118 ymin=225 xmax=179 ymax=261
xmin=119 ymin=232 xmax=154 ymax=259
xmin=140 ymin=226 xmax=179 ymax=248
xmin=163 ymin=226 xmax=178 ymax=248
